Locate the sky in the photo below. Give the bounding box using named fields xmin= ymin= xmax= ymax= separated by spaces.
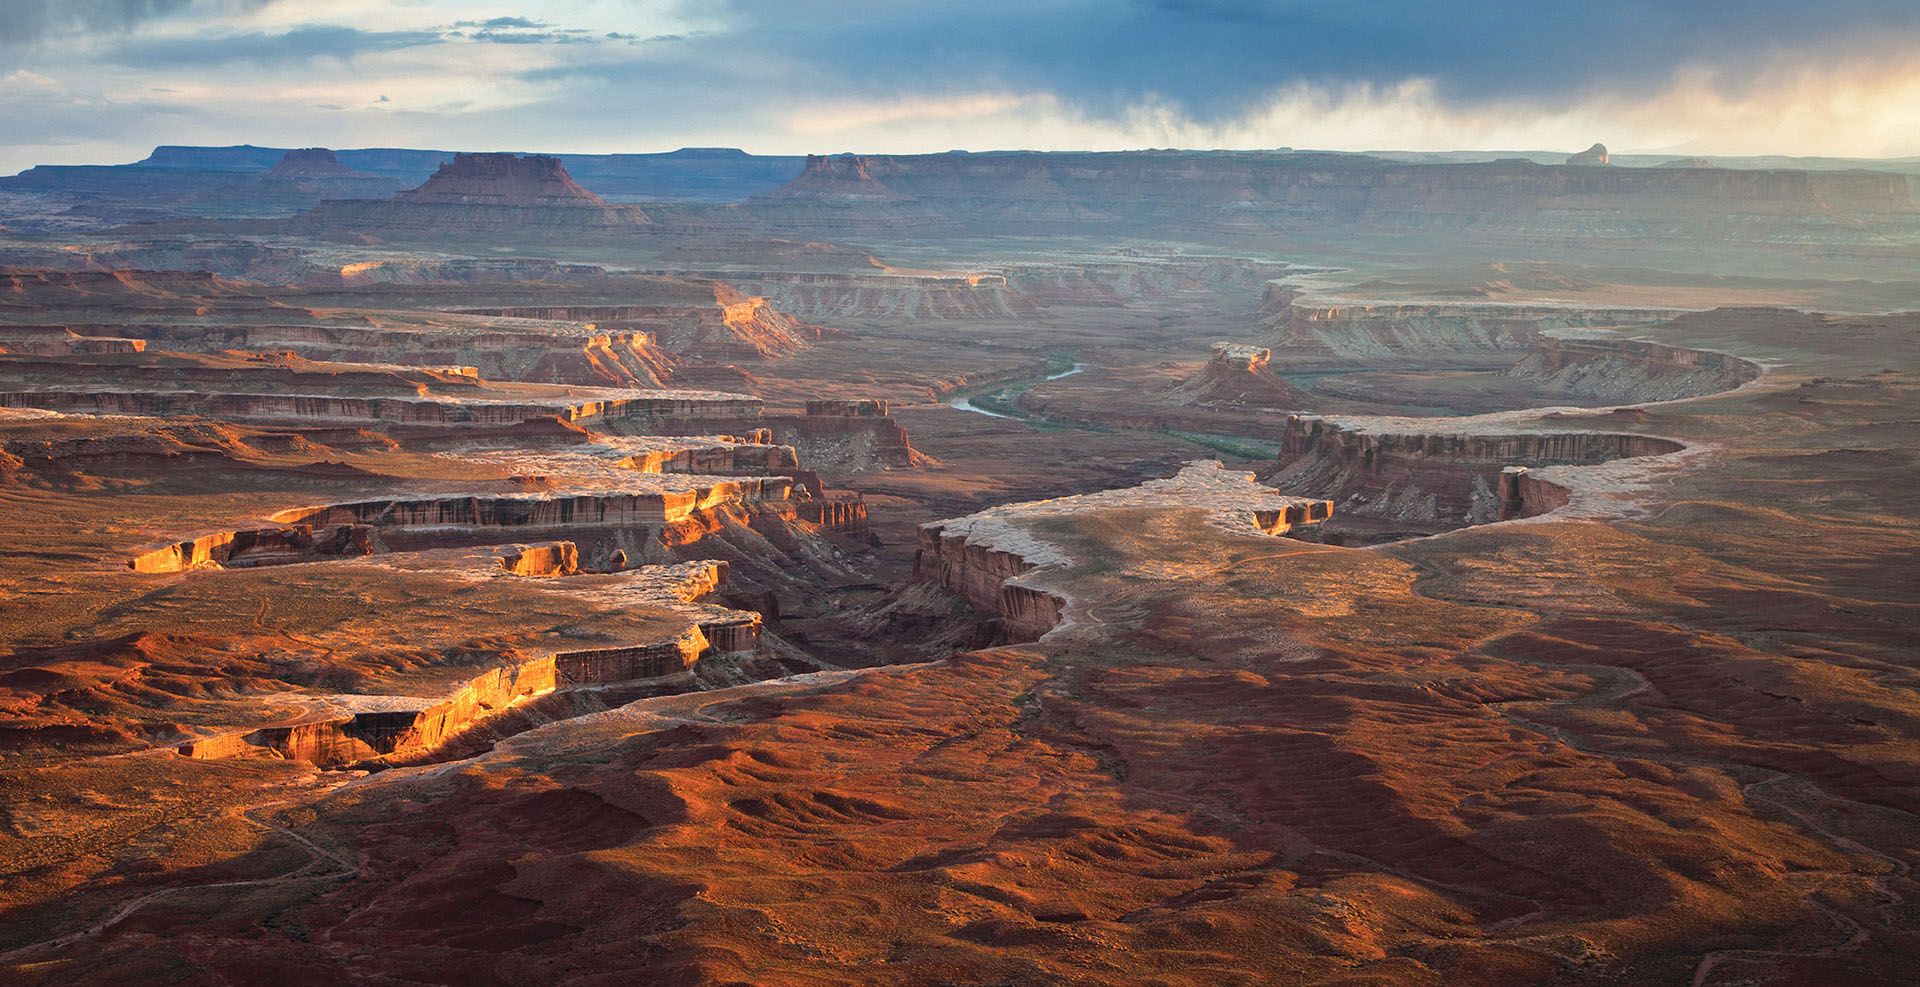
xmin=2 ymin=0 xmax=1919 ymax=174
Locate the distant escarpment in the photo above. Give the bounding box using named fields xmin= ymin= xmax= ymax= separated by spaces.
xmin=748 ymin=150 xmax=1917 ymax=240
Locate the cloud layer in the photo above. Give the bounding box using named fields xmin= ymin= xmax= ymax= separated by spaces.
xmin=2 ymin=0 xmax=1917 ymax=174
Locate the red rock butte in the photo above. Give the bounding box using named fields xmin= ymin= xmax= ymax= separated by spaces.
xmin=398 ymin=152 xmax=613 ymax=208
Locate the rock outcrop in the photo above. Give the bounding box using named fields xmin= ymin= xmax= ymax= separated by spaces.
xmin=916 ymin=462 xmax=1331 ymax=642
xmin=774 ymin=403 xmax=920 ymax=470
xmin=1567 ymin=143 xmax=1611 ymax=167
xmin=498 ymin=541 xmax=581 ymax=577
xmin=1169 ymin=341 xmax=1312 ymax=407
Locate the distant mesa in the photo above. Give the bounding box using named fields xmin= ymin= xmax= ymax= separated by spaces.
xmin=1566 ymin=143 xmax=1611 ymax=166
xmin=398 ymin=152 xmax=613 ymax=208
xmin=265 ymin=147 xmax=373 ymax=179
xmin=766 ymin=154 xmax=915 ymax=203
xmin=1659 ymin=157 xmax=1716 ymax=169
xmin=279 ymin=151 xmax=650 ymax=234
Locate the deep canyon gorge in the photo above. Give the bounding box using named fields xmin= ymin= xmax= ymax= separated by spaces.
xmin=0 ymin=137 xmax=1915 ymax=987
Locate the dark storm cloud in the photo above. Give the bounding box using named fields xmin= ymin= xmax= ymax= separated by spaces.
xmin=445 ymin=15 xmax=607 ymax=45
xmin=0 ymin=0 xmax=206 ymax=45
xmin=105 ymin=25 xmax=443 ymax=66
xmin=452 ymin=17 xmax=546 ymax=30
xmin=465 ymin=27 xmax=595 ymax=45
xmin=654 ymin=0 xmax=1920 ymax=118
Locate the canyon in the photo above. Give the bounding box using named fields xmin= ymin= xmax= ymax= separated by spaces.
xmin=0 ymin=142 xmax=1915 ymax=987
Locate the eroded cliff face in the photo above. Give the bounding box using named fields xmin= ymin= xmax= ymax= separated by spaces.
xmin=127 ymin=469 xmax=813 ymax=573
xmin=1268 ymin=414 xmax=1685 ymax=530
xmin=398 ymin=153 xmax=612 ymax=208
xmin=914 ymin=529 xmax=1063 ymax=643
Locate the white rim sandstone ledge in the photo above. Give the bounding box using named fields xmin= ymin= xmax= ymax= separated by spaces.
xmin=173 ymin=560 xmax=762 ymax=767
xmin=1278 ymin=411 xmax=1708 ymax=526
xmin=127 ymin=474 xmax=802 ymax=572
xmin=0 ymin=386 xmax=762 ymax=426
xmin=915 ymin=461 xmax=1333 ymax=643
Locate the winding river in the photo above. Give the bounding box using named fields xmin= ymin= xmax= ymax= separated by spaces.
xmin=949 ymin=362 xmax=1086 ymax=419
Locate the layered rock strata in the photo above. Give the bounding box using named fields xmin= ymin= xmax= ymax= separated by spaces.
xmin=128 ymin=476 xmax=801 ymax=573
xmin=452 ymin=282 xmax=821 ymax=360
xmin=0 ymin=326 xmax=147 ymax=356
xmin=497 ymin=541 xmax=581 ymax=577
xmin=291 ymin=153 xmax=649 ymax=232
xmin=1505 ymin=337 xmax=1763 ymax=403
